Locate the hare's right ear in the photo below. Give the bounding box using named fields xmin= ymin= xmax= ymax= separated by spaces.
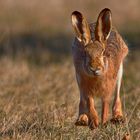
xmin=71 ymin=11 xmax=91 ymax=46
xmin=95 ymin=8 xmax=112 ymax=43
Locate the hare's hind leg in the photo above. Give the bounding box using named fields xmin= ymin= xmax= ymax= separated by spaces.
xmin=111 ymin=62 xmax=125 ymax=124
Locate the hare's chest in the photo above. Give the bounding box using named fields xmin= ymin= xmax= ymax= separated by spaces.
xmin=77 ymin=73 xmax=116 ymax=97
xmin=77 ymin=75 xmax=105 ymax=96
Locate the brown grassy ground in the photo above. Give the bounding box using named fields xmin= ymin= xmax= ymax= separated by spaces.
xmin=0 ymin=49 xmax=139 ymax=140
xmin=0 ymin=1 xmax=139 ymax=139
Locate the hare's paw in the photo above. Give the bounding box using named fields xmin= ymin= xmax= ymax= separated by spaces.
xmin=88 ymin=118 xmax=99 ymax=130
xmin=75 ymin=114 xmax=88 ymax=126
xmin=110 ymin=115 xmax=125 ymax=124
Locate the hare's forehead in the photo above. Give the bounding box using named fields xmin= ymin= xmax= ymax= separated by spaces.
xmin=86 ymin=43 xmax=103 ymax=56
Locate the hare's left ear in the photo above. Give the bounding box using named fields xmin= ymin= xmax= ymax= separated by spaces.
xmin=95 ymin=8 xmax=112 ymax=42
xmin=71 ymin=11 xmax=91 ymax=46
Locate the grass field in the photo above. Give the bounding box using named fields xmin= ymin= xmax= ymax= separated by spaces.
xmin=0 ymin=48 xmax=139 ymax=140
xmin=0 ymin=0 xmax=139 ymax=139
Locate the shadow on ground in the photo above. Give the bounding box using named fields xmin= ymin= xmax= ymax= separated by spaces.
xmin=0 ymin=31 xmax=139 ymax=65
xmin=0 ymin=32 xmax=73 ymax=65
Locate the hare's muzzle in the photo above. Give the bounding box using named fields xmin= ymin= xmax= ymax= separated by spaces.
xmin=88 ymin=66 xmax=102 ymax=76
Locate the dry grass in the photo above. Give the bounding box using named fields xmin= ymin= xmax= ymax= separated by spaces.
xmin=0 ymin=1 xmax=139 ymax=139
xmin=0 ymin=50 xmax=139 ymax=140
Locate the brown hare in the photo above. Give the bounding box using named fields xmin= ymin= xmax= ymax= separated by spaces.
xmin=71 ymin=8 xmax=128 ymax=129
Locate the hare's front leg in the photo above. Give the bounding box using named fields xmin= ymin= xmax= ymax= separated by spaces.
xmin=75 ymin=92 xmax=88 ymax=126
xmin=111 ymin=63 xmax=125 ymax=124
xmin=88 ymin=97 xmax=99 ymax=129
xmin=101 ymin=98 xmax=110 ymax=125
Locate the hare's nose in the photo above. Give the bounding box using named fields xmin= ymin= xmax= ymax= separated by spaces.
xmin=89 ymin=66 xmax=101 ymax=75
xmin=94 ymin=69 xmax=101 ymax=75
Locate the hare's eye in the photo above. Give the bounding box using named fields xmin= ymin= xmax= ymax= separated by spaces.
xmin=86 ymin=57 xmax=90 ymax=62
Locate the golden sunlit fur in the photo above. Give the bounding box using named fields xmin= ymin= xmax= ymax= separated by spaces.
xmin=71 ymin=8 xmax=128 ymax=129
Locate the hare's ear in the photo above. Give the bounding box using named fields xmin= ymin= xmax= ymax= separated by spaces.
xmin=71 ymin=11 xmax=91 ymax=46
xmin=95 ymin=8 xmax=112 ymax=42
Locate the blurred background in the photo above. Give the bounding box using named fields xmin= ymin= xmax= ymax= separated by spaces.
xmin=0 ymin=0 xmax=139 ymax=139
xmin=0 ymin=0 xmax=139 ymax=63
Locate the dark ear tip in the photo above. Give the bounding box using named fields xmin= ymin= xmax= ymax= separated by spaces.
xmin=71 ymin=11 xmax=82 ymax=17
xmin=101 ymin=8 xmax=112 ymax=14
xmin=103 ymin=8 xmax=111 ymax=11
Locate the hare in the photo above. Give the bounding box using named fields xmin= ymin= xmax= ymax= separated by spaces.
xmin=71 ymin=8 xmax=128 ymax=129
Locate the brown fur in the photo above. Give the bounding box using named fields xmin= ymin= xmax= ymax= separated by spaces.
xmin=71 ymin=8 xmax=128 ymax=129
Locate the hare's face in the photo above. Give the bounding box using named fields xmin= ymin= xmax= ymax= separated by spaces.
xmin=71 ymin=9 xmax=112 ymax=76
xmin=83 ymin=41 xmax=107 ymax=76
